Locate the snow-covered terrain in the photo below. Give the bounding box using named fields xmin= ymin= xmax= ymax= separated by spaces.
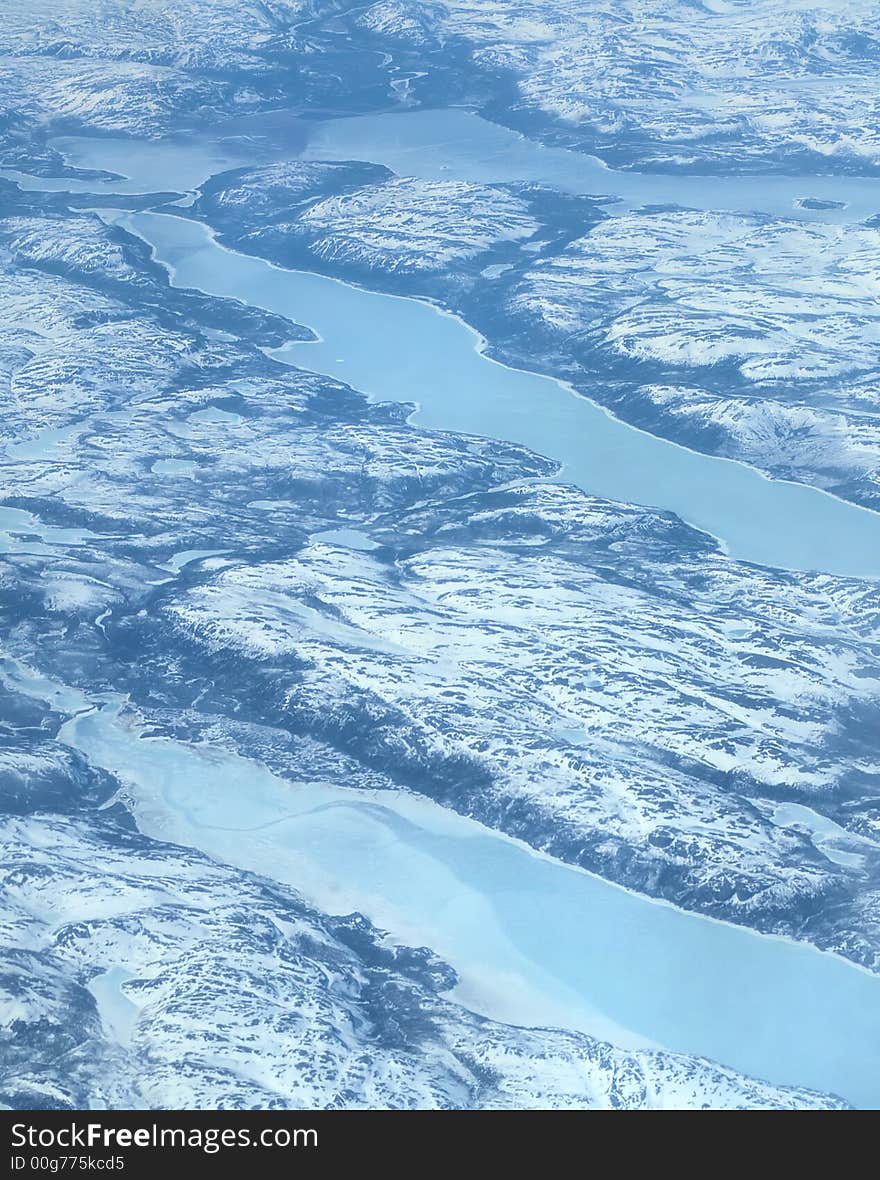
xmin=509 ymin=212 xmax=880 ymax=382
xmin=1 ymin=201 xmax=877 ymax=964
xmin=1 ymin=0 xmax=879 ymax=1112
xmin=506 ymin=210 xmax=880 ymax=501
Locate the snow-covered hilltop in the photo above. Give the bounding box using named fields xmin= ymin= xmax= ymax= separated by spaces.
xmin=296 ymin=177 xmax=539 ymax=273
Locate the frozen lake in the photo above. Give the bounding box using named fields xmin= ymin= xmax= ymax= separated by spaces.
xmin=116 ymin=207 xmax=880 ymax=578
xmin=4 ymin=659 xmax=879 ymax=1108
xmin=41 ymin=106 xmax=880 ymax=224
xmin=57 ymin=696 xmax=880 ymax=1111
